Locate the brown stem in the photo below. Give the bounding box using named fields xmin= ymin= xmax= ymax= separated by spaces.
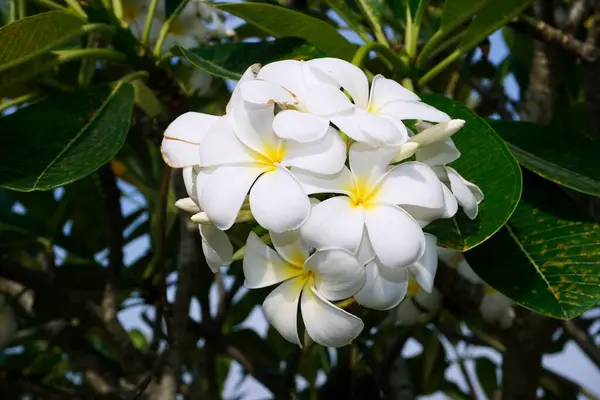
xmin=561 ymin=319 xmax=600 ymax=369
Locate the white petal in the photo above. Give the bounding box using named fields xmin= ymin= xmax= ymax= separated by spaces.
xmin=408 ymin=234 xmax=438 ymax=293
xmin=283 ymin=126 xmax=346 ymax=175
xmin=301 ymin=196 xmax=364 ymax=252
xmin=257 ymin=60 xmax=306 ymax=95
xmin=200 ymin=165 xmax=263 ymax=230
xmin=270 ymin=229 xmax=309 ymax=268
xmin=446 ymin=167 xmax=481 ymax=219
xmin=357 ymin=109 xmax=408 ymax=147
xmin=349 ymin=141 xmax=398 ymax=189
xmin=240 ymin=80 xmax=297 ymax=105
xmin=304 ymin=248 xmax=365 ymax=301
xmin=232 ymin=101 xmax=279 ymax=156
xmin=200 ymin=224 xmax=233 ymax=272
xmin=161 ymin=140 xmax=201 ymax=168
xmin=330 ymin=111 xmax=373 ymax=144
xmin=410 ymin=120 xmax=465 ymax=147
xmin=364 ymin=203 xmax=426 ymax=268
xmin=416 ymin=138 xmax=461 ymax=166
xmin=164 ymin=112 xmax=219 ymax=143
xmin=441 ymin=183 xmax=459 ymax=219
xmin=227 ymin=63 xmax=260 ymax=114
xmin=291 ymin=167 xmax=354 ymax=196
xmin=175 ymin=197 xmax=200 ymax=213
xmin=380 ymin=100 xmax=450 ymax=122
xmin=480 ymin=292 xmax=515 ymax=328
xmin=393 ymin=298 xmax=423 ymax=326
xmin=263 ymin=277 xmax=304 ymax=346
xmin=273 ymin=110 xmax=330 ymax=142
xmin=369 ymin=75 xmax=420 ymax=110
xmin=182 ymin=166 xmax=202 ymax=205
xmin=249 ymin=166 xmax=310 ymax=233
xmin=355 ymin=259 xmax=408 ymax=310
xmin=375 ymin=162 xmax=445 ymax=210
xmin=302 ymin=83 xmax=354 ymax=116
xmin=301 ymin=284 xmax=364 ymax=347
xmin=243 ymin=231 xmax=303 ymax=288
xmin=309 ymin=58 xmax=369 ymax=109
xmin=356 ymin=228 xmax=376 ymax=265
xmin=200 ymin=116 xmax=257 ymax=166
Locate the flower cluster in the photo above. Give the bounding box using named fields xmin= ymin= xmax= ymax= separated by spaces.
xmin=162 ymin=57 xmax=484 ymax=347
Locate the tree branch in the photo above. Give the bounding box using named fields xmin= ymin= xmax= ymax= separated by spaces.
xmin=0 ymin=367 xmax=79 ymax=400
xmin=561 ymin=319 xmax=600 ymax=369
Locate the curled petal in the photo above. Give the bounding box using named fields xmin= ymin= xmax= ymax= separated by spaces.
xmin=263 ymin=277 xmax=305 ymax=346
xmin=164 ymin=112 xmax=219 ymax=143
xmin=330 ymin=112 xmax=373 ymax=144
xmin=273 ymin=110 xmax=330 ymax=142
xmin=309 ymin=58 xmax=369 ymax=109
xmin=232 ymin=102 xmax=279 ymax=156
xmin=227 ymin=63 xmax=260 ymax=113
xmin=257 ymin=60 xmax=306 ymax=95
xmin=416 ymin=138 xmax=461 ymax=166
xmin=283 ymin=126 xmax=346 ymax=175
xmin=200 ymin=224 xmax=233 ymax=272
xmin=446 ymin=167 xmax=483 ymax=219
xmin=355 ymin=259 xmax=408 ymax=310
xmin=301 ymin=284 xmax=364 ymax=347
xmin=304 ymin=248 xmax=365 ymax=301
xmin=243 ymin=232 xmax=303 ymax=288
xmin=301 ymin=196 xmax=364 ymax=253
xmin=408 ymin=234 xmax=438 ymax=293
xmin=364 ymin=203 xmax=425 ymax=269
xmin=356 ymin=228 xmax=376 ymax=265
xmin=182 ymin=166 xmax=201 ymax=204
xmin=369 ymin=75 xmax=420 ymax=110
xmin=161 ymin=140 xmax=200 ymax=168
xmin=270 ymin=230 xmax=309 ymax=268
xmin=249 ymin=166 xmax=310 ymax=233
xmin=291 ymin=167 xmax=354 ymax=196
xmin=240 ymin=80 xmax=297 ymax=105
xmin=200 ymin=165 xmax=264 ymax=230
xmin=376 ymin=162 xmax=445 ymax=210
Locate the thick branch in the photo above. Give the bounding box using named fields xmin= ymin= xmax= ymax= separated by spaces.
xmin=562 ymin=319 xmax=600 ymax=369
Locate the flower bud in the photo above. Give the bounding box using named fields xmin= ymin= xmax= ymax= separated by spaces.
xmin=175 ymin=198 xmax=200 ymax=214
xmin=391 ymin=141 xmax=419 ymax=163
xmin=410 ymin=119 xmax=465 ymax=147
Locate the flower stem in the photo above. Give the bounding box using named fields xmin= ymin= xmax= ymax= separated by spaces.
xmin=17 ymin=0 xmax=25 ymax=19
xmin=112 ymin=0 xmax=124 ymax=20
xmin=419 ymin=49 xmax=461 ymax=87
xmin=64 ymin=0 xmax=87 ymax=20
xmin=141 ymin=0 xmax=161 ymax=46
xmin=416 ymin=29 xmax=444 ymax=68
xmin=352 ymin=41 xmax=408 ymax=76
xmin=153 ymin=0 xmax=191 ymax=57
xmin=356 ymin=0 xmax=388 ymax=45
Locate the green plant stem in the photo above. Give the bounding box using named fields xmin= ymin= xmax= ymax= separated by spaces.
xmin=119 ymin=70 xmax=150 ymax=83
xmin=8 ymin=0 xmax=16 ymax=22
xmin=427 ymin=30 xmax=467 ymax=62
xmin=142 ymin=0 xmax=161 ymax=46
xmin=405 ymin=0 xmax=428 ymax=56
xmin=55 ymin=48 xmax=126 ymax=64
xmin=356 ymin=0 xmax=388 ymax=45
xmin=416 ymin=29 xmax=445 ymax=68
xmin=153 ymin=0 xmax=191 ymax=57
xmin=419 ymin=49 xmax=461 ymax=87
xmin=32 ymin=0 xmax=67 ymax=12
xmin=17 ymin=0 xmax=25 ymax=18
xmin=0 ymin=93 xmax=41 ymax=114
xmin=64 ymin=0 xmax=87 ymax=19
xmin=352 ymin=41 xmax=408 ymax=76
xmin=78 ymin=34 xmax=99 ymax=87
xmin=112 ymin=0 xmax=123 ymax=20
xmin=324 ymin=0 xmax=371 ymax=43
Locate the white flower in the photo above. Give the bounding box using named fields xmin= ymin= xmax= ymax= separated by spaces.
xmin=243 ymin=231 xmax=365 ymax=347
xmin=198 ymin=101 xmax=346 ymax=232
xmin=401 ymin=121 xmax=484 ymax=219
xmin=239 ymin=59 xmax=355 ymax=142
xmin=308 ymin=59 xmax=450 ymax=147
xmin=187 ymin=67 xmax=213 ymax=95
xmin=0 ymin=295 xmax=17 ymax=348
xmin=293 ymin=142 xmax=448 ymax=269
xmin=355 ymin=233 xmax=438 ymax=310
xmin=437 ymin=247 xmax=515 ymax=328
xmin=391 ymin=283 xmax=442 ymax=326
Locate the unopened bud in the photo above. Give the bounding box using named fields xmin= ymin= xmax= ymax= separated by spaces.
xmin=410 ymin=119 xmax=465 ymax=147
xmin=175 ymin=198 xmax=201 ymax=214
xmin=391 ymin=141 xmax=419 ymax=163
xmin=190 ymin=210 xmax=255 ymax=225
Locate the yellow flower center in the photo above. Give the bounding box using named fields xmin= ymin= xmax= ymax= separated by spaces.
xmin=347 ymin=177 xmax=379 ymax=208
xmin=483 ymin=285 xmax=497 ymax=296
xmin=168 ymin=19 xmax=186 ymax=36
xmin=255 ymin=141 xmax=286 ymax=171
xmin=407 ymin=278 xmax=421 ymax=296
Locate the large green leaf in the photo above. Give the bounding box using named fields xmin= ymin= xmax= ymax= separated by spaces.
xmin=421 ymin=94 xmax=522 ymax=251
xmin=458 ymin=0 xmax=534 ymax=52
xmin=466 ymin=173 xmax=600 ymax=319
xmin=490 ymin=120 xmax=600 ymax=197
xmin=214 ymin=3 xmax=356 ymax=60
xmin=173 ymin=38 xmax=325 ymax=80
xmin=0 ymin=12 xmax=86 ymax=73
xmin=0 ymin=83 xmax=134 ymax=191
xmin=439 ymin=0 xmax=491 ymax=34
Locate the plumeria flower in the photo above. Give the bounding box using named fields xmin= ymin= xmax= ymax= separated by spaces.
xmin=175 ymin=167 xmax=233 ymax=272
xmin=307 ymin=58 xmax=450 ymax=147
xmin=437 ymin=247 xmax=515 ymax=328
xmin=0 ymin=295 xmax=17 ymax=348
xmin=198 ymin=101 xmax=346 ymax=233
xmin=239 ymin=59 xmax=355 ymax=142
xmin=398 ymin=121 xmax=484 ymax=219
xmin=293 ymin=142 xmax=448 ymax=269
xmin=390 ymin=282 xmax=442 ymax=326
xmin=243 ymin=230 xmax=365 ymax=347
xmin=355 ymin=233 xmax=438 ymax=310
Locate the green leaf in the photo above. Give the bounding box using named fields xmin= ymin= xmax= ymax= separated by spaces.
xmin=475 ymin=357 xmax=498 ymax=399
xmin=214 ymin=3 xmax=356 ymax=60
xmin=466 ymin=173 xmax=600 ymax=319
xmin=131 ymin=79 xmax=164 ymax=117
xmin=129 ymin=329 xmax=148 ymax=350
xmin=421 ymin=94 xmax=522 ymax=251
xmin=173 ymin=38 xmax=325 ymax=80
xmin=439 ymin=0 xmax=491 ymax=34
xmin=0 ymin=83 xmax=135 ymax=191
xmin=458 ymin=0 xmax=535 ymax=52
xmin=0 ymin=12 xmax=86 ymax=73
xmin=490 ymin=120 xmax=600 ymax=197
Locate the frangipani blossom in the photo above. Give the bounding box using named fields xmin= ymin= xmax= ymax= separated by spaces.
xmin=402 ymin=121 xmax=484 ymax=219
xmin=240 ymin=59 xmax=354 ymax=142
xmin=308 ymin=59 xmax=450 ymax=147
xmin=391 ymin=283 xmax=442 ymax=326
xmin=437 ymin=247 xmax=515 ymax=328
xmin=293 ymin=142 xmax=448 ymax=269
xmin=198 ymin=101 xmax=346 ymax=232
xmin=243 ymin=231 xmax=365 ymax=347
xmin=355 ymin=233 xmax=438 ymax=310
